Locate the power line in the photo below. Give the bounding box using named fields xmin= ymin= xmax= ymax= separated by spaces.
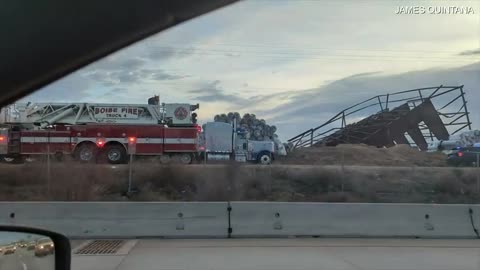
xmin=173 ymin=42 xmax=476 ymax=55
xmin=148 ymin=46 xmax=478 ymax=63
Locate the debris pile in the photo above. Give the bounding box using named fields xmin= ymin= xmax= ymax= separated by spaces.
xmin=279 ymin=144 xmax=447 ymax=167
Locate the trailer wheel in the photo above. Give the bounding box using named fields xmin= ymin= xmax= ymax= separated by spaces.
xmin=2 ymin=156 xmax=23 ymax=164
xmin=75 ymin=143 xmax=97 ymax=163
xmin=3 ymin=157 xmax=15 ymax=163
xmin=159 ymin=155 xmax=171 ymax=164
xmin=257 ymin=151 xmax=272 ymax=165
xmin=105 ymin=144 xmax=126 ymax=164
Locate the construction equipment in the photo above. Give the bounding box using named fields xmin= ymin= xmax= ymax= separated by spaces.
xmin=0 ymin=97 xmax=201 ymax=164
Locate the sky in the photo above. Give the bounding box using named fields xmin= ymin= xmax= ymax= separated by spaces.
xmin=21 ymin=0 xmax=480 ymax=141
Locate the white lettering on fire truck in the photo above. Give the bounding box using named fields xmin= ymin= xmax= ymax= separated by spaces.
xmin=94 ymin=107 xmax=143 ymax=119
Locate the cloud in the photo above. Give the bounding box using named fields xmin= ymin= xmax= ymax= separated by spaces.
xmin=20 ymin=70 xmax=93 ymax=102
xmin=188 ymin=80 xmax=249 ymax=107
xmin=459 ymin=48 xmax=480 ymax=56
xmin=148 ymin=47 xmax=194 ymax=60
xmin=265 ymin=62 xmax=480 ymax=141
xmin=148 ymin=69 xmax=187 ymax=81
xmin=89 ymin=57 xmax=147 ymax=71
xmin=84 ymin=68 xmax=187 ymax=86
xmin=149 ymin=49 xmax=176 ymax=60
xmin=81 ymin=52 xmax=188 ymax=87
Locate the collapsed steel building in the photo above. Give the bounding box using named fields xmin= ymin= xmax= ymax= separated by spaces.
xmin=288 ymin=86 xmax=471 ymax=151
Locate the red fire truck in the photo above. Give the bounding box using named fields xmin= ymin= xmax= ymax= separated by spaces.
xmin=0 ymin=97 xmax=201 ymax=164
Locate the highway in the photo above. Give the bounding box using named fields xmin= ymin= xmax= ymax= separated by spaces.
xmin=0 ymin=246 xmax=54 ymax=270
xmin=71 ymin=238 xmax=480 ymax=270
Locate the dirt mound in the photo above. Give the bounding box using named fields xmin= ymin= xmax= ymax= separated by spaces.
xmin=280 ymin=144 xmax=446 ymax=167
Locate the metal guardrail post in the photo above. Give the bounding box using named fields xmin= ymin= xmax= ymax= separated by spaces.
xmin=310 ymin=130 xmax=313 ymax=146
xmin=460 ymin=86 xmax=472 ymax=130
xmin=377 ymin=96 xmax=383 ymax=111
xmin=128 ymin=154 xmax=133 ymax=194
xmin=47 ymin=137 xmax=51 ymax=197
xmin=477 ymin=153 xmax=479 ymax=193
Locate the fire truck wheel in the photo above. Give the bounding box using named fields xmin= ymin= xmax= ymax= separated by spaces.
xmin=159 ymin=155 xmax=171 ymax=164
xmin=2 ymin=156 xmax=22 ymax=163
xmin=105 ymin=145 xmax=126 ymax=164
xmin=178 ymin=153 xmax=192 ymax=164
xmin=3 ymin=157 xmax=15 ymax=163
xmin=75 ymin=143 xmax=97 ymax=163
xmin=257 ymin=151 xmax=272 ymax=165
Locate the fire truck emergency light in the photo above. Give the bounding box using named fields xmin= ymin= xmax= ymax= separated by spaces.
xmin=96 ymin=138 xmax=105 ymax=147
xmin=127 ymin=137 xmax=137 ymax=155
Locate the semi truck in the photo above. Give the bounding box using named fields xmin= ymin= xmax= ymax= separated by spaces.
xmin=201 ymin=121 xmax=287 ymax=164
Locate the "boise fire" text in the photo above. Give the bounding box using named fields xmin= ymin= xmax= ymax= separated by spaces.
xmin=94 ymin=107 xmax=144 ymax=118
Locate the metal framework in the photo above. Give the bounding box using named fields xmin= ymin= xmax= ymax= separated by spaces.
xmin=0 ymin=101 xmax=200 ymax=128
xmin=288 ymin=85 xmax=471 ymax=150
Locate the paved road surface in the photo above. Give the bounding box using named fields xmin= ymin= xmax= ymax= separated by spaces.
xmin=71 ymin=238 xmax=480 ymax=270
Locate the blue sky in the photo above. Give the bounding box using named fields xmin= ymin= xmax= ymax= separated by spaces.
xmin=22 ymin=0 xmax=480 ymax=141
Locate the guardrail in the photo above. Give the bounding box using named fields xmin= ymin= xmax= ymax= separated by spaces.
xmin=0 ymin=202 xmax=229 ymax=238
xmin=1 ymin=202 xmax=479 ymax=239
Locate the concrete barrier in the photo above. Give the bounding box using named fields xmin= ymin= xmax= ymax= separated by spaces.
xmin=0 ymin=202 xmax=229 ymax=238
xmin=230 ymin=202 xmax=480 ymax=238
xmin=2 ymin=202 xmax=480 ymax=239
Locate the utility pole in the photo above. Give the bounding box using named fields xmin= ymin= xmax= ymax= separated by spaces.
xmin=127 ymin=137 xmax=137 ymax=195
xmin=477 ymin=153 xmax=479 ymax=193
xmin=47 ymin=135 xmax=51 ymax=197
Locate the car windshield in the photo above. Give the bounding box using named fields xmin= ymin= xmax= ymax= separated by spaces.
xmin=1 ymin=1 xmax=480 ymax=269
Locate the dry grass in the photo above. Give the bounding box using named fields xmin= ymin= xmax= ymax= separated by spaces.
xmin=1 ymin=161 xmax=480 ymax=203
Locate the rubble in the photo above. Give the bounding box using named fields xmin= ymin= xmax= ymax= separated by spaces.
xmin=279 ymin=144 xmax=447 ymax=167
xmin=210 ymin=112 xmax=278 ymax=141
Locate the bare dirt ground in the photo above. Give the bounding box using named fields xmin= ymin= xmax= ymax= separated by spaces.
xmin=278 ymin=144 xmax=447 ymax=167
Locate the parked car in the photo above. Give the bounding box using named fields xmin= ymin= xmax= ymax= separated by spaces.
xmin=34 ymin=238 xmax=55 ymax=257
xmin=447 ymin=147 xmax=480 ymax=166
xmin=27 ymin=241 xmax=36 ymax=250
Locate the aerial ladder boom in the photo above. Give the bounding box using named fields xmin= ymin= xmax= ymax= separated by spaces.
xmin=0 ymin=96 xmax=199 ymax=128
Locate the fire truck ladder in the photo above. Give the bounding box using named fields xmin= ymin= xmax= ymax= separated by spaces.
xmin=4 ymin=102 xmax=166 ymax=127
